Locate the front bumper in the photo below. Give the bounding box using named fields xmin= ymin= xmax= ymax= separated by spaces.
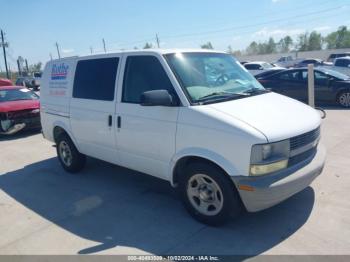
xmin=0 ymin=115 xmax=41 ymax=135
xmin=232 ymin=144 xmax=326 ymax=212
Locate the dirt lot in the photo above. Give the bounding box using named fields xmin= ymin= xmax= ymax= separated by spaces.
xmin=0 ymin=109 xmax=349 ymax=255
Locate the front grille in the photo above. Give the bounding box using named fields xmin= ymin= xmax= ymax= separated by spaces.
xmin=290 ymin=127 xmax=320 ymax=151
xmin=288 ymin=148 xmax=316 ymax=167
xmin=7 ymin=109 xmax=39 ymax=120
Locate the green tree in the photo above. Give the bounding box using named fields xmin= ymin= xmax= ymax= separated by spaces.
xmin=29 ymin=62 xmax=42 ymax=72
xmin=246 ymin=41 xmax=258 ymax=55
xmin=278 ymin=35 xmax=293 ymax=53
xmin=325 ymin=26 xmax=350 ymax=49
xmin=308 ymin=31 xmax=322 ymax=51
xmin=200 ymin=42 xmax=214 ymax=49
xmin=297 ymin=33 xmax=309 ymax=51
xmin=266 ymin=37 xmax=277 ymax=54
xmin=143 ymin=42 xmax=153 ymax=49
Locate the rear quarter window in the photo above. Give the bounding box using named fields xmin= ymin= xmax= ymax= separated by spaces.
xmin=73 ymin=57 xmax=119 ymax=101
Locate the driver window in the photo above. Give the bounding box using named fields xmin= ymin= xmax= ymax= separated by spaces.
xmin=314 ymin=71 xmax=329 ymax=86
xmin=122 ymin=56 xmax=175 ymax=104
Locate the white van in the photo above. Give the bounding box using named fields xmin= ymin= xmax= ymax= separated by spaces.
xmin=41 ymin=49 xmax=326 ymax=225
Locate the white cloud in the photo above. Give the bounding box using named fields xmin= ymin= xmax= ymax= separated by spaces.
xmin=313 ymin=26 xmax=331 ymax=32
xmin=252 ymin=27 xmax=304 ymax=39
xmin=62 ymin=48 xmax=74 ymax=54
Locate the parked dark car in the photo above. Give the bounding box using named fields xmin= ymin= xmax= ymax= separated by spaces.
xmin=294 ymin=59 xmax=331 ymax=68
xmin=15 ymin=76 xmax=40 ymax=91
xmin=254 ymin=68 xmax=286 ymax=78
xmin=327 ymin=52 xmax=350 ymax=63
xmin=257 ymin=68 xmax=350 ymax=107
xmin=0 ymin=86 xmax=41 ymax=135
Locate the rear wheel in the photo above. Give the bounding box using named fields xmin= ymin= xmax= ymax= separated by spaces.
xmin=179 ymin=162 xmax=242 ymax=226
xmin=56 ymin=133 xmax=86 ymax=173
xmin=337 ymin=90 xmax=350 ymax=107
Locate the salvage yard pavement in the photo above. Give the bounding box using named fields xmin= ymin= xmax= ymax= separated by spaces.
xmin=0 ymin=109 xmax=349 ymax=255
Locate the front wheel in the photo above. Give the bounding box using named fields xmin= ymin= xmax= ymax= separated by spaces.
xmin=337 ymin=90 xmax=350 ymax=108
xmin=179 ymin=162 xmax=242 ymax=226
xmin=56 ymin=133 xmax=86 ymax=173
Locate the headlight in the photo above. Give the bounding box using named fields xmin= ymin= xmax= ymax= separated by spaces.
xmin=250 ymin=140 xmax=290 ymax=176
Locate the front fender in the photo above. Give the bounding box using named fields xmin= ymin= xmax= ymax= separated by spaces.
xmin=168 ymin=147 xmax=240 ymax=186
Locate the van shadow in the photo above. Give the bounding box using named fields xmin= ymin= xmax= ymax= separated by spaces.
xmin=0 ymin=157 xmax=315 ymax=255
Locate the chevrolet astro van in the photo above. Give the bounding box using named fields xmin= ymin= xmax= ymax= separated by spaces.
xmin=41 ymin=49 xmax=326 ymax=225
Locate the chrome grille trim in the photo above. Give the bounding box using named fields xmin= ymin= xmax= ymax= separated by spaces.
xmin=290 ymin=127 xmax=320 ymax=151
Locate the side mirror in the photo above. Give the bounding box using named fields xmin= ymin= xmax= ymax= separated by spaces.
xmin=140 ymin=90 xmax=177 ymax=107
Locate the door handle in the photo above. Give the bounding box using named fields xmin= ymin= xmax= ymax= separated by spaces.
xmin=117 ymin=116 xmax=121 ymax=128
xmin=108 ymin=115 xmax=112 ymax=127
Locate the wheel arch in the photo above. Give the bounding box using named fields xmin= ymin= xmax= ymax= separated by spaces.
xmin=169 ymin=148 xmax=239 ymax=187
xmin=52 ymin=122 xmax=80 ymax=151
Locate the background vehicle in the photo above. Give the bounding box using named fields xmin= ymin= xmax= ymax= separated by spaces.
xmin=322 ymin=57 xmax=350 ymax=76
xmin=15 ymin=76 xmax=40 ymax=91
xmin=294 ymin=58 xmax=332 ymax=68
xmin=274 ymin=56 xmax=300 ymax=68
xmin=0 ymin=86 xmax=41 ymax=135
xmin=327 ymin=52 xmax=350 ymax=63
xmin=244 ymin=61 xmax=284 ymax=76
xmin=254 ymin=68 xmax=286 ymax=79
xmin=257 ymin=68 xmax=350 ymax=107
xmin=0 ymin=78 xmax=12 ymax=87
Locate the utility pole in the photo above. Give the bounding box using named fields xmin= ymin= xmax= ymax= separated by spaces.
xmin=90 ymin=46 xmax=93 ymax=54
xmin=1 ymin=30 xmax=9 ymax=79
xmin=25 ymin=59 xmax=29 ymax=72
xmin=55 ymin=42 xmax=61 ymax=59
xmin=102 ymin=38 xmax=106 ymax=53
xmin=156 ymin=34 xmax=160 ymax=48
xmin=17 ymin=59 xmax=22 ymax=76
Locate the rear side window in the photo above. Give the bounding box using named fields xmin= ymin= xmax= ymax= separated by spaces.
xmin=244 ymin=64 xmax=261 ymax=70
xmin=73 ymin=58 xmax=119 ymax=101
xmin=122 ymin=56 xmax=174 ymax=103
xmin=278 ymin=71 xmax=301 ymax=81
xmin=335 ymin=59 xmax=350 ymax=67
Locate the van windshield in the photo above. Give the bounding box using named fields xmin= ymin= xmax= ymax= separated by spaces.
xmin=165 ymin=52 xmax=266 ymax=104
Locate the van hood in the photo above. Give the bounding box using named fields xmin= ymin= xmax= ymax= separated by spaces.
xmin=207 ymin=92 xmax=321 ymax=142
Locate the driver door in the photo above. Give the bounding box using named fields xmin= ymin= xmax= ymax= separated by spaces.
xmin=115 ymin=55 xmax=179 ymax=179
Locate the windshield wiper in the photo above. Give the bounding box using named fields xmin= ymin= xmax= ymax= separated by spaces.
xmin=241 ymin=88 xmax=269 ymax=95
xmin=197 ymin=92 xmax=249 ymax=104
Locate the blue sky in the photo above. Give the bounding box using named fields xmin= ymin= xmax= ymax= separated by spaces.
xmin=0 ymin=0 xmax=349 ymax=70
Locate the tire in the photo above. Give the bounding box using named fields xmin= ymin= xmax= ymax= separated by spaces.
xmin=179 ymin=162 xmax=242 ymax=226
xmin=56 ymin=133 xmax=86 ymax=173
xmin=337 ymin=90 xmax=350 ymax=108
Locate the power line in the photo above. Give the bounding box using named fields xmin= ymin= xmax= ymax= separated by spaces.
xmin=161 ymin=0 xmax=337 ymax=35
xmin=113 ymin=0 xmax=340 ymax=49
xmin=174 ymin=9 xmax=348 ymax=48
xmin=161 ymin=5 xmax=347 ymax=40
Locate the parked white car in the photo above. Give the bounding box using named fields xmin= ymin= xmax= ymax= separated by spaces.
xmin=325 ymin=57 xmax=350 ymax=76
xmin=244 ymin=61 xmax=284 ymax=76
xmin=40 ymin=49 xmax=326 ymax=225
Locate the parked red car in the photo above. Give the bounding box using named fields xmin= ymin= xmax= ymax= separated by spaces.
xmin=0 ymin=86 xmax=41 ymax=135
xmin=0 ymin=78 xmax=12 ymax=87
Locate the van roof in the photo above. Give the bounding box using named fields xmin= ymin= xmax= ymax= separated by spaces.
xmin=50 ymin=49 xmax=227 ymax=62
